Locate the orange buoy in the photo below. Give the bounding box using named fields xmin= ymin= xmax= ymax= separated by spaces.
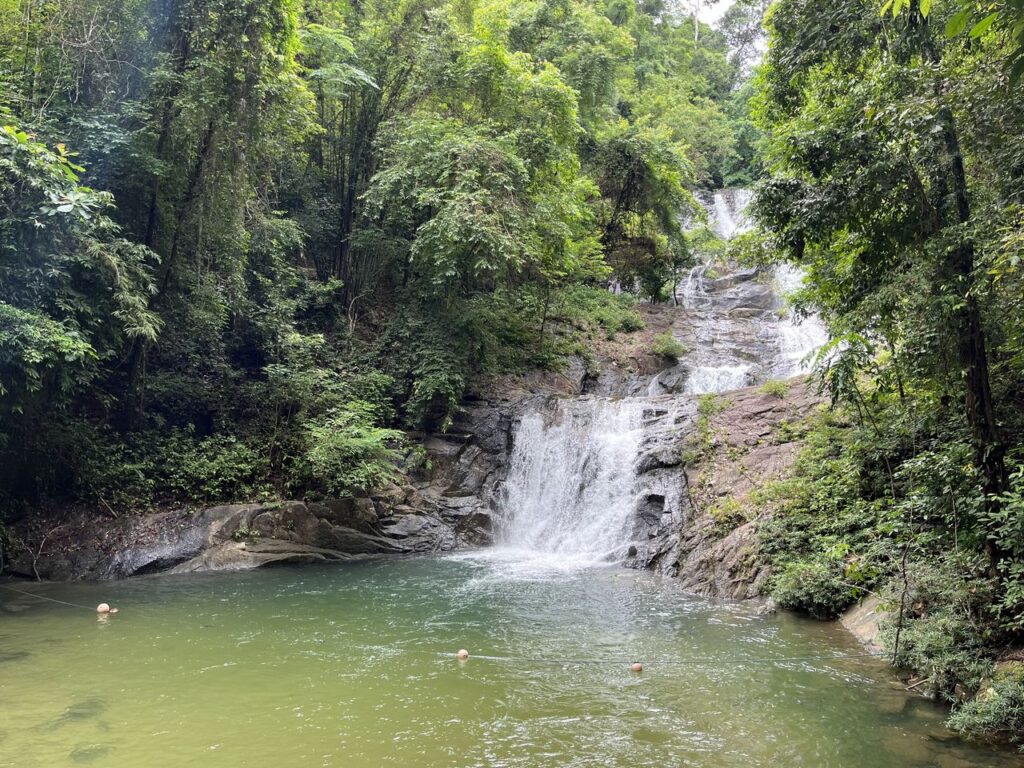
xmin=96 ymin=603 xmax=111 ymax=614
xmin=456 ymin=649 xmax=470 ymax=661
xmin=630 ymin=662 xmax=643 ymax=673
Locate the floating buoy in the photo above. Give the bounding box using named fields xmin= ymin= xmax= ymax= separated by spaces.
xmin=96 ymin=603 xmax=110 ymax=614
xmin=630 ymin=662 xmax=643 ymax=673
xmin=456 ymin=649 xmax=470 ymax=661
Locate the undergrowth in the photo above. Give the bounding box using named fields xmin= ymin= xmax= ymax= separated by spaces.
xmin=758 ymin=391 xmax=1024 ymax=743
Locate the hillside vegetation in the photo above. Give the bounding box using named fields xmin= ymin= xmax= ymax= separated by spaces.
xmin=0 ymin=0 xmax=752 ymax=516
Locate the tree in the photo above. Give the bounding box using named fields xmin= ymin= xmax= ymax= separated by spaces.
xmin=754 ymin=0 xmax=1024 ymax=571
xmin=0 ymin=125 xmax=158 ymax=414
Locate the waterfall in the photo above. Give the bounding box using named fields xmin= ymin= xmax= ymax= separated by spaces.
xmin=680 ymin=188 xmax=758 ymax=393
xmin=684 ymin=365 xmax=752 ymax=395
xmin=679 ymin=188 xmax=828 ymax=392
xmin=680 ymin=264 xmax=709 ymax=309
xmin=710 ymin=188 xmax=752 ymax=239
xmin=773 ymin=263 xmax=829 ymax=377
xmin=496 ymin=399 xmax=643 ymax=562
xmin=485 ymin=188 xmax=829 ymax=568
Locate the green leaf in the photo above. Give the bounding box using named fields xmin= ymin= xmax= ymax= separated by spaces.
xmin=969 ymin=12 xmax=999 ymax=38
xmin=920 ymin=0 xmax=932 ymax=17
xmin=946 ymin=6 xmax=972 ymax=37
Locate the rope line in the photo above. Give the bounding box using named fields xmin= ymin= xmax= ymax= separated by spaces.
xmin=442 ymin=651 xmax=885 ymax=666
xmin=0 ymin=583 xmax=97 ymax=611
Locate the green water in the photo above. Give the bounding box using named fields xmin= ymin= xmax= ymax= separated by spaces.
xmin=1 ymin=554 xmax=1021 ymax=768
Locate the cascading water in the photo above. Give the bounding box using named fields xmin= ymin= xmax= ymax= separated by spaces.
xmin=684 ymin=365 xmax=752 ymax=394
xmin=496 ymin=399 xmax=643 ymax=564
xmin=491 ymin=187 xmax=830 ymax=566
xmin=680 ymin=188 xmax=759 ymax=394
xmin=773 ymin=263 xmax=829 ymax=377
xmin=679 ymin=188 xmax=828 ymax=392
xmin=680 ymin=264 xmax=709 ymax=309
xmin=710 ymin=188 xmax=752 ymax=239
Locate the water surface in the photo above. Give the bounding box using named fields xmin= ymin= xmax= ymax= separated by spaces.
xmin=1 ymin=555 xmax=1020 ymax=768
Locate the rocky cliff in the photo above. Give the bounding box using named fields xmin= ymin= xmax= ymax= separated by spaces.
xmin=5 ymin=402 xmax=517 ymax=580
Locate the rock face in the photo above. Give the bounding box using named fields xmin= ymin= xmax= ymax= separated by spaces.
xmin=841 ymin=596 xmax=887 ymax=652
xmin=636 ymin=380 xmax=823 ymax=599
xmin=7 ymin=494 xmax=476 ymax=581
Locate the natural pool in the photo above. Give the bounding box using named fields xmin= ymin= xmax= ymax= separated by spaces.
xmin=1 ymin=553 xmax=1021 ymax=768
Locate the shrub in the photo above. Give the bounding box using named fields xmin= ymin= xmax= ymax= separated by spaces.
xmin=709 ymin=497 xmax=749 ymax=537
xmin=758 ymin=379 xmax=790 ymax=398
xmin=771 ymin=555 xmax=854 ymax=619
xmin=947 ymin=664 xmax=1024 ymax=743
xmin=300 ymin=402 xmax=405 ymax=496
xmin=375 ymin=309 xmax=467 ymax=430
xmin=886 ymin=607 xmax=992 ymax=702
xmin=882 ymin=557 xmax=995 ymax=701
xmin=74 ymin=426 xmax=274 ymax=509
xmin=551 ymin=285 xmax=644 ymax=337
xmin=159 ymin=432 xmax=272 ymax=503
xmin=986 ymin=463 xmax=1024 ymax=634
xmin=651 ymin=331 xmax=686 ymax=360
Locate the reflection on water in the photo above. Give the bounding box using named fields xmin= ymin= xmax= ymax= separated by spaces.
xmin=1 ymin=559 xmax=1021 ymax=768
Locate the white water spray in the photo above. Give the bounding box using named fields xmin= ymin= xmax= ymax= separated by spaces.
xmin=710 ymin=189 xmax=752 ymax=239
xmin=681 ymin=265 xmax=709 ymax=309
xmin=773 ymin=263 xmax=829 ymax=376
xmin=496 ymin=399 xmax=643 ymax=563
xmin=684 ymin=365 xmax=752 ymax=395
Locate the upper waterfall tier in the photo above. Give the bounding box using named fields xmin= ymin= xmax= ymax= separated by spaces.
xmin=708 ymin=187 xmax=752 ymax=239
xmin=661 ymin=188 xmax=828 ymax=395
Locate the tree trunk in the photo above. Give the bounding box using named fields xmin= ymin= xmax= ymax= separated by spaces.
xmin=926 ymin=70 xmax=1008 ymax=570
xmin=910 ymin=13 xmax=1008 ymax=546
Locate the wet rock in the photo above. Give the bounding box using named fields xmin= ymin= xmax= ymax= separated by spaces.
xmin=757 ymin=598 xmax=778 ymax=616
xmin=635 ymin=447 xmax=681 ymax=474
xmin=48 ymin=698 xmax=107 ymax=730
xmin=8 ymin=495 xmax=485 ymax=580
xmin=8 ymin=395 xmax=522 ymax=581
xmin=70 ymin=745 xmax=111 ymax=764
xmin=638 ymin=494 xmax=665 ymax=525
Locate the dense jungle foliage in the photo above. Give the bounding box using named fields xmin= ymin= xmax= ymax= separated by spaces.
xmin=750 ymin=0 xmax=1024 ymax=742
xmin=0 ymin=0 xmax=756 ymax=515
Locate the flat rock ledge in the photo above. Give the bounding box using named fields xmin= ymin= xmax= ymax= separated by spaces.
xmin=8 ymin=497 xmax=492 ymax=581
